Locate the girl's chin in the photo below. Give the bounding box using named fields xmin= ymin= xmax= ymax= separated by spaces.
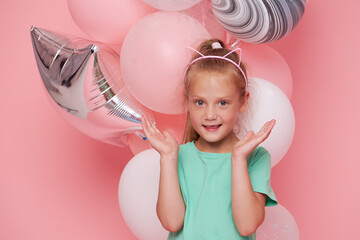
xmin=197 ymin=131 xmax=238 ymax=145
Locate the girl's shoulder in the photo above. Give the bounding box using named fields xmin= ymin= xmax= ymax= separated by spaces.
xmin=252 ymin=145 xmax=270 ymax=156
xmin=179 ymin=141 xmax=194 ymax=148
xmin=247 ymin=146 xmax=271 ymax=166
xmin=177 ymin=142 xmax=197 ymax=166
xmin=179 ymin=141 xmax=192 ymax=147
xmin=178 ymin=141 xmax=195 ymax=154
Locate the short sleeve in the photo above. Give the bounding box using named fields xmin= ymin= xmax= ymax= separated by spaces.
xmin=177 ymin=146 xmax=189 ymax=205
xmin=248 ymin=146 xmax=278 ymax=207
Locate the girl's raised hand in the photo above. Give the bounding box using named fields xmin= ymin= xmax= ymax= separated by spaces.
xmin=232 ymin=119 xmax=276 ymax=161
xmin=141 ymin=115 xmax=179 ymax=157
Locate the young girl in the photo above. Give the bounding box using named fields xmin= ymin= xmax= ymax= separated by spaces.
xmin=141 ymin=39 xmax=278 ymax=239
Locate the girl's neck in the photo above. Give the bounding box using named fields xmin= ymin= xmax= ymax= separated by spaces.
xmin=194 ymin=133 xmax=239 ymax=153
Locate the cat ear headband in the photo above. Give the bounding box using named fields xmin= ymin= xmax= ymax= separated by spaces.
xmin=184 ymin=42 xmax=248 ymax=90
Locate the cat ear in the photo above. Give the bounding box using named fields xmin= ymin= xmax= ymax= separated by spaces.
xmin=185 ymin=46 xmax=203 ymax=63
xmin=223 ymin=48 xmax=243 ymax=66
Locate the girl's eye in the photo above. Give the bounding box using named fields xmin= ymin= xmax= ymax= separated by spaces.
xmin=219 ymin=100 xmax=228 ymax=106
xmin=195 ymin=100 xmax=204 ymax=106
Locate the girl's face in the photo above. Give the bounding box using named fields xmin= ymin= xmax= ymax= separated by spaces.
xmin=187 ymin=70 xmax=248 ymax=152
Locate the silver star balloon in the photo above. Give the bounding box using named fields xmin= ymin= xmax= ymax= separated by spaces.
xmin=30 ymin=26 xmax=151 ymax=147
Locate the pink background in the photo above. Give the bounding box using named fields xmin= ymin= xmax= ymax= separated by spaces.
xmin=1 ymin=0 xmax=358 ymax=239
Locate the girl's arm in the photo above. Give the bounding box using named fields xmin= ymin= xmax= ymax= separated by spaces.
xmin=231 ymin=159 xmax=266 ymax=236
xmin=231 ymin=119 xmax=276 ymax=236
xmin=141 ymin=115 xmax=185 ymax=232
xmin=157 ymin=152 xmax=186 ymax=232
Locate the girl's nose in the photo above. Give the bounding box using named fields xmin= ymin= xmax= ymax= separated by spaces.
xmin=204 ymin=106 xmax=217 ymax=120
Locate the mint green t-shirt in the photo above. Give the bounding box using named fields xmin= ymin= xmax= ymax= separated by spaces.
xmin=168 ymin=141 xmax=278 ymax=240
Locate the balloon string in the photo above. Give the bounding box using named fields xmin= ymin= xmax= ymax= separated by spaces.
xmin=225 ymin=32 xmax=242 ymax=49
xmin=135 ymin=131 xmax=147 ymax=141
xmin=201 ymin=1 xmax=206 ymax=26
xmin=230 ymin=39 xmax=242 ymax=49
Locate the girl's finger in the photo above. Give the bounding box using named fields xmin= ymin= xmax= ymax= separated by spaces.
xmin=257 ymin=119 xmax=276 ymax=136
xmin=264 ymin=120 xmax=275 ymax=133
xmin=264 ymin=120 xmax=276 ymax=136
xmin=256 ymin=121 xmax=270 ymax=136
xmin=150 ymin=118 xmax=161 ymax=134
xmin=144 ymin=115 xmax=156 ymax=134
xmin=144 ymin=115 xmax=164 ymax=140
xmin=258 ymin=120 xmax=276 ymax=141
xmin=141 ymin=115 xmax=152 ymax=137
xmin=242 ymin=130 xmax=254 ymax=141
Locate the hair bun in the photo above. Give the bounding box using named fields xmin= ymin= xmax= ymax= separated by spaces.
xmin=211 ymin=42 xmax=223 ymax=49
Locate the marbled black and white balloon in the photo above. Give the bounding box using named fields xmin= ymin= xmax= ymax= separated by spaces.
xmin=211 ymin=0 xmax=306 ymax=43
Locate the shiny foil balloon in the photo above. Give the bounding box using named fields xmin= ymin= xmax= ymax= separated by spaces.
xmin=30 ymin=26 xmax=151 ymax=147
xmin=211 ymin=0 xmax=306 ymax=43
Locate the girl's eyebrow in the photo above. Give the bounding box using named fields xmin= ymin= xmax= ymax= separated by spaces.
xmin=189 ymin=95 xmax=203 ymax=98
xmin=189 ymin=95 xmax=233 ymax=100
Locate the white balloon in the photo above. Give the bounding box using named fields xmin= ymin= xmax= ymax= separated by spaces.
xmin=236 ymin=77 xmax=295 ymax=167
xmin=118 ymin=149 xmax=168 ymax=240
xmin=257 ymin=204 xmax=300 ymax=240
xmin=141 ymin=0 xmax=202 ymax=11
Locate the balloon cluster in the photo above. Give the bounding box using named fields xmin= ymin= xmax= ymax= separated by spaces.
xmin=31 ymin=0 xmax=306 ymax=239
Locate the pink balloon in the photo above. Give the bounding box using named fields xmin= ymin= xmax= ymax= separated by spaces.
xmin=120 ymin=11 xmax=211 ymax=114
xmin=257 ymin=204 xmax=299 ymax=240
xmin=142 ymin=0 xmax=201 ymax=11
xmin=67 ymin=0 xmax=156 ymax=44
xmin=128 ymin=112 xmax=187 ymax=155
xmin=128 ymin=133 xmax=152 ymax=156
xmin=182 ymin=0 xmax=226 ymax=40
xmin=238 ymin=42 xmax=293 ymax=100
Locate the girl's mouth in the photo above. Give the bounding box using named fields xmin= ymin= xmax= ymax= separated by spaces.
xmin=203 ymin=124 xmax=222 ymax=132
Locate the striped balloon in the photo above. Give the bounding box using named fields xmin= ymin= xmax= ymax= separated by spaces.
xmin=211 ymin=0 xmax=306 ymax=43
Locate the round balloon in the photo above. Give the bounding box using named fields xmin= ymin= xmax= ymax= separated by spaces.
xmin=257 ymin=204 xmax=299 ymax=240
xmin=120 ymin=11 xmax=211 ymax=114
xmin=241 ymin=42 xmax=293 ymax=100
xmin=67 ymin=0 xmax=156 ymax=44
xmin=182 ymin=0 xmax=226 ymax=40
xmin=236 ymin=77 xmax=295 ymax=167
xmin=142 ymin=0 xmax=202 ymax=11
xmin=118 ymin=149 xmax=168 ymax=240
xmin=211 ymin=0 xmax=307 ymax=43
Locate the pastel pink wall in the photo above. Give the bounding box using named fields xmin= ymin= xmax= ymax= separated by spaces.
xmin=0 ymin=0 xmax=358 ymax=240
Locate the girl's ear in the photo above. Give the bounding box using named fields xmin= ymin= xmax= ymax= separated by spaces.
xmin=239 ymin=91 xmax=250 ymax=113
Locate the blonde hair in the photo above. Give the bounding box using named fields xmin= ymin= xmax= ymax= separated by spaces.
xmin=182 ymin=38 xmax=248 ymax=144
